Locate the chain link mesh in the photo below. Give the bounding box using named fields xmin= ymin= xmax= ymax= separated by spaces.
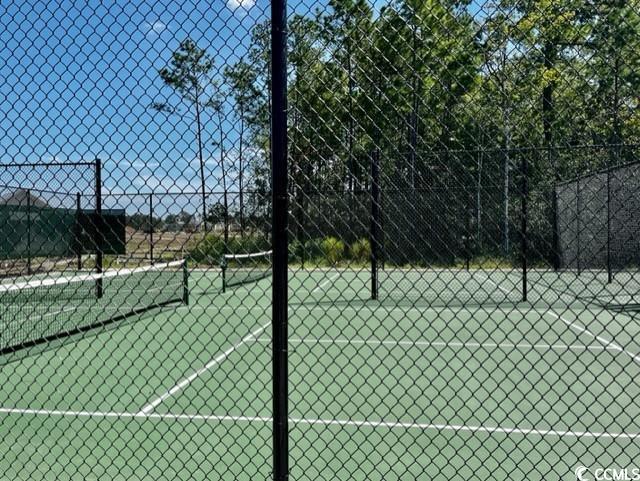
xmin=1 ymin=0 xmax=640 ymax=479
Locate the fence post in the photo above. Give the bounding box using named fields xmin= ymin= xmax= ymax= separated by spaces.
xmin=77 ymin=192 xmax=82 ymax=271
xmin=606 ymin=158 xmax=613 ymax=284
xmin=550 ymin=146 xmax=560 ymax=271
xmin=370 ymin=150 xmax=381 ymax=300
xmin=465 ymin=180 xmax=472 ymax=271
xmin=576 ymin=178 xmax=581 ymax=273
xmin=271 ymin=0 xmax=289 ymax=479
xmin=26 ymin=189 xmax=31 ymax=276
xmin=520 ymin=153 xmax=528 ymax=302
xmin=95 ymin=158 xmax=103 ymax=298
xmin=149 ymin=193 xmax=154 ymax=265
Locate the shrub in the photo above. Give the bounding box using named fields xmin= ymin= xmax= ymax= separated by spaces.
xmin=187 ymin=233 xmax=270 ymax=266
xmin=187 ymin=233 xmax=225 ymax=265
xmin=305 ymin=238 xmax=323 ymax=261
xmin=289 ymin=239 xmax=304 ymax=263
xmin=321 ymin=236 xmax=345 ymax=265
xmin=350 ymin=238 xmax=371 ymax=263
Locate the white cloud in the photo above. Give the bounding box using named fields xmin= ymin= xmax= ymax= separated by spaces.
xmin=226 ymin=0 xmax=256 ymax=12
xmin=143 ymin=21 xmax=169 ymax=36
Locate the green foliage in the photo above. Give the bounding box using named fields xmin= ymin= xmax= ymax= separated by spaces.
xmin=187 ymin=234 xmax=270 ymax=265
xmin=210 ymin=0 xmax=640 ymax=266
xmin=321 ymin=237 xmax=346 ymax=265
xmin=304 ymin=238 xmax=324 ymax=262
xmin=350 ymin=238 xmax=371 ymax=263
xmin=211 ymin=0 xmax=640 ymax=200
xmin=288 ymin=239 xmax=304 ymax=263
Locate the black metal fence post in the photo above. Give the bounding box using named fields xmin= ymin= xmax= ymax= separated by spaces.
xmin=521 ymin=153 xmax=528 ymax=302
xmin=76 ymin=192 xmax=82 ymax=271
xmin=370 ymin=149 xmax=380 ymax=300
xmin=149 ymin=193 xmax=154 ymax=264
xmin=26 ymin=189 xmax=31 ymax=276
xmin=465 ymin=182 xmax=472 ymax=271
xmin=271 ymin=0 xmax=289 ymax=479
xmin=576 ymin=178 xmax=581 ymax=273
xmin=550 ymin=145 xmax=560 ymax=271
xmin=95 ymin=158 xmax=103 ymax=298
xmin=182 ymin=260 xmax=189 ymax=305
xmin=606 ymin=163 xmax=613 ymax=283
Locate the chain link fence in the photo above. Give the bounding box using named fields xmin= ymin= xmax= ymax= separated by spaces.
xmin=1 ymin=0 xmax=640 ymax=480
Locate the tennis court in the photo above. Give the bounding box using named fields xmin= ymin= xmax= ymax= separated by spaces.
xmin=1 ymin=266 xmax=638 ymax=480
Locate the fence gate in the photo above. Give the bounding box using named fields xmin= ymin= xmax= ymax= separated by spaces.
xmin=1 ymin=1 xmax=639 ymax=480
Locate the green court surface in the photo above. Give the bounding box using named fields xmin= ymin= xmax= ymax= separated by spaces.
xmin=0 ymin=268 xmax=639 ymax=480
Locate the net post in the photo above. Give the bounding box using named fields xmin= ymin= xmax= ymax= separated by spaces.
xmin=370 ymin=150 xmax=381 ymax=300
xmin=220 ymin=256 xmax=227 ymax=293
xmin=271 ymin=0 xmax=289 ymax=477
xmin=182 ymin=259 xmax=189 ymax=305
xmin=520 ymin=152 xmax=528 ymax=303
xmin=95 ymin=158 xmax=103 ymax=298
xmin=26 ymin=189 xmax=31 ymax=276
xmin=149 ymin=193 xmax=154 ymax=265
xmin=76 ymin=193 xmax=82 ymax=271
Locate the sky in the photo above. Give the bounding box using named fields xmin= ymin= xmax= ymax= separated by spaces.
xmin=0 ymin=0 xmax=275 ymax=214
xmin=0 ymin=0 xmax=482 ymax=215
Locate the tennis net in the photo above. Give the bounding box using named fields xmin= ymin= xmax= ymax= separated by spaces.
xmin=221 ymin=250 xmax=272 ymax=292
xmin=0 ymin=260 xmax=188 ymax=354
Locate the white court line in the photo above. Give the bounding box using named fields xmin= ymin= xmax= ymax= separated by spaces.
xmin=546 ymin=311 xmax=640 ymax=363
xmin=480 ymin=275 xmax=640 ymax=364
xmin=178 ymin=303 xmax=559 ymax=315
xmin=312 ymin=272 xmax=341 ymax=293
xmin=0 ymin=406 xmax=637 ymax=440
xmin=250 ymin=337 xmax=616 ymax=353
xmin=138 ymin=320 xmax=271 ymax=414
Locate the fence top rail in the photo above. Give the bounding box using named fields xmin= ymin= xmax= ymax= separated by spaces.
xmin=556 ymin=157 xmax=640 ymax=188
xmin=0 ymin=161 xmax=97 ymax=168
xmin=418 ymin=142 xmax=640 ymax=158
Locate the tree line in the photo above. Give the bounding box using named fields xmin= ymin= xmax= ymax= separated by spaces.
xmin=152 ymin=0 xmax=640 ymax=260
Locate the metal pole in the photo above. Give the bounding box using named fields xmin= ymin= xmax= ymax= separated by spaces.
xmin=465 ymin=184 xmax=472 ymax=272
xmin=182 ymin=260 xmax=189 ymax=305
xmin=370 ymin=149 xmax=380 ymax=300
xmin=220 ymin=256 xmax=227 ymax=294
xmin=270 ymin=0 xmax=289 ymax=479
xmin=550 ymin=147 xmax=560 ymax=271
xmin=576 ymin=178 xmax=581 ymax=274
xmin=300 ymin=193 xmax=305 ymax=269
xmin=607 ymin=165 xmax=612 ymax=284
xmin=521 ymin=153 xmax=528 ymax=302
xmin=149 ymin=193 xmax=154 ymax=265
xmin=95 ymin=159 xmax=103 ymax=298
xmin=77 ymin=192 xmax=82 ymax=271
xmin=26 ymin=189 xmax=31 ymax=276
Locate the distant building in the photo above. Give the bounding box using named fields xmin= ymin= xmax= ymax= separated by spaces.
xmin=0 ymin=188 xmax=48 ymax=207
xmin=213 ymin=222 xmax=241 ymax=233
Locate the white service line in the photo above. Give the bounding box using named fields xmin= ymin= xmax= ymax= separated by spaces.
xmin=178 ymin=302 xmax=560 ymax=315
xmin=250 ymin=337 xmax=615 ymax=353
xmin=0 ymin=406 xmax=637 ymax=440
xmin=312 ymin=272 xmax=341 ymax=293
xmin=480 ymin=274 xmax=640 ymax=364
xmin=138 ymin=320 xmax=271 ymax=414
xmin=545 ymin=311 xmax=640 ymax=363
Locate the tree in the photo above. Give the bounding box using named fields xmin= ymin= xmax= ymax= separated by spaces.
xmin=585 ymin=1 xmax=640 ymax=150
xmin=224 ymin=59 xmax=260 ymax=236
xmin=151 ymin=38 xmax=224 ymax=232
xmin=206 ymin=202 xmax=227 ymax=225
